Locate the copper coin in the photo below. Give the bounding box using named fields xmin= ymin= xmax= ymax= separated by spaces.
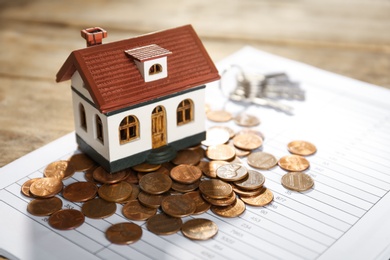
xmin=171 ymin=149 xmax=201 ymax=166
xmin=139 ymin=172 xmax=172 ymax=195
xmin=216 ymin=163 xmax=248 ymax=182
xmin=278 ymin=155 xmax=310 ymax=171
xmin=237 ymin=128 xmax=265 ymax=141
xmin=48 ymin=209 xmax=85 ymax=230
xmin=170 ymin=165 xmax=202 ymax=184
xmin=240 ymin=187 xmax=274 ymax=206
xmin=287 ymin=140 xmax=317 ymax=156
xmin=122 ymin=200 xmax=157 ymax=221
xmin=247 ymin=151 xmax=278 ymax=170
xmin=206 ymin=144 xmax=236 ymax=161
xmin=62 ymin=181 xmax=98 ymax=202
xmin=138 ymin=191 xmax=170 ymax=209
xmin=206 ymin=110 xmax=232 ymax=122
xmin=211 ymin=198 xmax=246 ymax=218
xmin=68 ymin=153 xmax=96 ymax=172
xmin=132 ymin=162 xmax=161 ymax=173
xmin=203 ymin=191 xmax=237 ymax=206
xmin=84 ymin=166 xmax=100 ymax=183
xmin=201 ymin=126 xmax=231 ymax=146
xmin=171 ymin=179 xmax=200 ymax=193
xmin=233 ymin=170 xmax=265 ymax=190
xmin=27 ymin=197 xmax=63 ymax=216
xmin=146 ymin=213 xmax=183 ymax=235
xmin=98 ymin=181 xmax=133 ymax=203
xmin=105 ymin=222 xmax=142 ymax=245
xmin=208 ymin=125 xmax=235 ymax=139
xmin=161 ymin=194 xmax=196 ymax=217
xmin=281 ymin=171 xmax=314 ymax=191
xmin=21 ymin=178 xmax=40 ymax=197
xmin=81 ymin=197 xmax=117 ymax=219
xmin=230 ymin=142 xmax=251 ymax=157
xmin=206 ymin=161 xmax=229 ymax=178
xmin=233 ymin=133 xmax=263 ymax=150
xmin=231 ymin=184 xmax=265 ymax=197
xmin=125 ymin=183 xmax=140 ymax=202
xmin=29 ymin=177 xmax=63 ymax=198
xmin=199 ymin=179 xmax=233 ymax=199
xmin=183 ymin=191 xmax=211 ymax=215
xmin=181 ymin=218 xmax=218 ymax=240
xmin=122 ymin=169 xmax=140 ymax=184
xmin=44 ymin=160 xmax=75 ymax=179
xmin=92 ymin=166 xmax=129 ymax=184
xmin=233 ymin=113 xmax=260 ymax=127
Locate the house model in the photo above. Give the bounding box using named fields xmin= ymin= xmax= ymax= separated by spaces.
xmin=56 ymin=25 xmax=220 ymax=172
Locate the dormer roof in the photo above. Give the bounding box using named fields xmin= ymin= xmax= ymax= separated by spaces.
xmin=56 ymin=25 xmax=220 ymax=114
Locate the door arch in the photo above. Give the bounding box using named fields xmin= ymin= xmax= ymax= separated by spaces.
xmin=151 ymin=105 xmax=167 ymax=148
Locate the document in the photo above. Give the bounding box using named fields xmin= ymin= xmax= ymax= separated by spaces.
xmin=1 ymin=46 xmax=390 ymax=260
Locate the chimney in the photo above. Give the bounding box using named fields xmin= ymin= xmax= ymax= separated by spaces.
xmin=80 ymin=27 xmax=107 ymax=47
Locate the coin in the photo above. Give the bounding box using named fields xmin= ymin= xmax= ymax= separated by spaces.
xmin=216 ymin=163 xmax=248 ymax=182
xmin=48 ymin=209 xmax=85 ymax=230
xmin=206 ymin=110 xmax=232 ymax=122
xmin=105 ymin=222 xmax=142 ymax=245
xmin=233 ymin=133 xmax=263 ymax=150
xmin=199 ymin=179 xmax=233 ymax=199
xmin=132 ymin=162 xmax=161 ymax=173
xmin=68 ymin=153 xmax=96 ymax=172
xmin=29 ymin=177 xmax=63 ymax=198
xmin=21 ymin=178 xmax=40 ymax=197
xmin=62 ymin=181 xmax=98 ymax=202
xmin=203 ymin=191 xmax=237 ymax=206
xmin=146 ymin=213 xmax=183 ymax=235
xmin=278 ymin=155 xmax=310 ymax=171
xmin=92 ymin=166 xmax=129 ymax=184
xmin=122 ymin=200 xmax=157 ymax=221
xmin=240 ymin=187 xmax=274 ymax=206
xmin=27 ymin=197 xmax=63 ymax=216
xmin=44 ymin=160 xmax=75 ymax=179
xmin=122 ymin=169 xmax=139 ymax=184
xmin=138 ymin=191 xmax=170 ymax=209
xmin=231 ymin=184 xmax=265 ymax=197
xmin=206 ymin=161 xmax=229 ymax=178
xmin=208 ymin=125 xmax=235 ymax=139
xmin=201 ymin=126 xmax=230 ymax=146
xmin=206 ymin=144 xmax=236 ymax=161
xmin=139 ymin=172 xmax=172 ymax=195
xmin=171 ymin=179 xmax=200 ymax=193
xmin=171 ymin=149 xmax=201 ymax=166
xmin=281 ymin=171 xmax=314 ymax=191
xmin=161 ymin=194 xmax=196 ymax=217
xmin=181 ymin=218 xmax=218 ymax=240
xmin=234 ymin=113 xmax=260 ymax=127
xmin=183 ymin=191 xmax=211 ymax=215
xmin=211 ymin=198 xmax=246 ymax=218
xmin=237 ymin=128 xmax=265 ymax=141
xmin=98 ymin=181 xmax=133 ymax=203
xmin=233 ymin=170 xmax=265 ymax=190
xmin=170 ymin=164 xmax=202 ymax=184
xmin=229 ymin=142 xmax=251 ymax=157
xmin=81 ymin=198 xmax=117 ymax=219
xmin=287 ymin=140 xmax=317 ymax=156
xmin=247 ymin=151 xmax=278 ymax=170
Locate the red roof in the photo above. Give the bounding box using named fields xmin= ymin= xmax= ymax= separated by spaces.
xmin=124 ymin=44 xmax=172 ymax=62
xmin=56 ymin=25 xmax=220 ymax=114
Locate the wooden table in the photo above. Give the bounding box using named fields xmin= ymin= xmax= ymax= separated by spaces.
xmin=1 ymin=0 xmax=389 ymax=167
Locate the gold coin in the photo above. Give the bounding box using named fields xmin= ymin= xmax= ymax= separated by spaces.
xmin=211 ymin=198 xmax=246 ymax=218
xmin=216 ymin=163 xmax=248 ymax=182
xmin=81 ymin=198 xmax=117 ymax=219
xmin=181 ymin=218 xmax=218 ymax=240
xmin=139 ymin=172 xmax=172 ymax=195
xmin=287 ymin=140 xmax=317 ymax=156
xmin=201 ymin=126 xmax=231 ymax=146
xmin=98 ymin=181 xmax=133 ymax=203
xmin=278 ymin=155 xmax=310 ymax=171
xmin=105 ymin=222 xmax=142 ymax=245
xmin=233 ymin=113 xmax=260 ymax=127
xmin=233 ymin=170 xmax=265 ymax=190
xmin=48 ymin=209 xmax=85 ymax=230
xmin=132 ymin=162 xmax=161 ymax=173
xmin=206 ymin=110 xmax=232 ymax=122
xmin=240 ymin=187 xmax=274 ymax=206
xmin=92 ymin=166 xmax=129 ymax=184
xmin=233 ymin=133 xmax=263 ymax=150
xmin=206 ymin=144 xmax=236 ymax=161
xmin=199 ymin=179 xmax=233 ymax=199
xmin=146 ymin=213 xmax=183 ymax=235
xmin=27 ymin=197 xmax=63 ymax=216
xmin=44 ymin=160 xmax=75 ymax=179
xmin=29 ymin=177 xmax=63 ymax=198
xmin=170 ymin=164 xmax=202 ymax=184
xmin=138 ymin=191 xmax=170 ymax=209
xmin=171 ymin=149 xmax=201 ymax=166
xmin=21 ymin=178 xmax=40 ymax=197
xmin=161 ymin=194 xmax=196 ymax=217
xmin=183 ymin=191 xmax=211 ymax=215
xmin=62 ymin=181 xmax=98 ymax=202
xmin=281 ymin=171 xmax=314 ymax=191
xmin=247 ymin=151 xmax=278 ymax=170
xmin=68 ymin=153 xmax=96 ymax=172
xmin=202 ymin=191 xmax=237 ymax=206
xmin=122 ymin=200 xmax=157 ymax=221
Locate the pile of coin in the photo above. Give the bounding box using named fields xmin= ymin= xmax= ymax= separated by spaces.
xmin=21 ymin=109 xmax=316 ymax=245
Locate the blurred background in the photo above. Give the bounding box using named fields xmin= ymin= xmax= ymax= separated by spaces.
xmin=1 ymin=0 xmax=389 ymax=166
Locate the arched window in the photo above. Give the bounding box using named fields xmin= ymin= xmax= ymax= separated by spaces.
xmin=119 ymin=115 xmax=139 ymax=144
xmin=149 ymin=64 xmax=162 ymax=75
xmin=95 ymin=115 xmax=104 ymax=144
xmin=79 ymin=103 xmax=87 ymax=131
xmin=177 ymin=99 xmax=194 ymax=125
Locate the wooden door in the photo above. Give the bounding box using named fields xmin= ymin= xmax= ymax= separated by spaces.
xmin=151 ymin=106 xmax=167 ymax=148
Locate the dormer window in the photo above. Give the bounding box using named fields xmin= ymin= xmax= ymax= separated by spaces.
xmin=125 ymin=44 xmax=171 ymax=82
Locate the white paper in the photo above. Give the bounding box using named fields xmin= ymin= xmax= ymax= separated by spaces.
xmin=1 ymin=46 xmax=390 ymax=260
